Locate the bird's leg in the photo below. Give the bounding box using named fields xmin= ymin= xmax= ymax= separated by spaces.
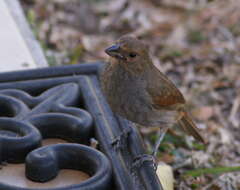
xmin=131 ymin=126 xmax=170 ymax=171
xmin=152 ymin=126 xmax=169 ymax=157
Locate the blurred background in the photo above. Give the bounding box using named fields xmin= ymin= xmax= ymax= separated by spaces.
xmin=21 ymin=0 xmax=240 ymax=189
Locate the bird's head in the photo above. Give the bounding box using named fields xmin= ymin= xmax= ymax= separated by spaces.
xmin=105 ymin=36 xmax=151 ymax=72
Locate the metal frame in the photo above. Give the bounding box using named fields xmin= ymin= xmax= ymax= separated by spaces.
xmin=0 ymin=63 xmax=163 ymax=190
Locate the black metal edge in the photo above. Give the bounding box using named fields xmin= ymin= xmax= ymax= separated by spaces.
xmin=0 ymin=62 xmax=102 ymax=83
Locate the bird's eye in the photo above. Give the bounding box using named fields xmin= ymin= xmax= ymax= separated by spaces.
xmin=129 ymin=52 xmax=137 ymax=58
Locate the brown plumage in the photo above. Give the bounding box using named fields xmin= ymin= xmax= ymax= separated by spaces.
xmin=100 ymin=36 xmax=206 ymax=148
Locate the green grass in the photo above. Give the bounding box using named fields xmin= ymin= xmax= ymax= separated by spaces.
xmin=68 ymin=45 xmax=85 ymax=65
xmin=184 ymin=166 xmax=240 ymax=177
xmin=187 ymin=29 xmax=206 ymax=44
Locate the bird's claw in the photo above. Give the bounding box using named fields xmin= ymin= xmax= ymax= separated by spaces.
xmin=111 ymin=128 xmax=131 ymax=150
xmin=131 ymin=154 xmax=157 ymax=171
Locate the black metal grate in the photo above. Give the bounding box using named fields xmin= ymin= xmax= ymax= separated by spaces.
xmin=0 ymin=63 xmax=163 ymax=190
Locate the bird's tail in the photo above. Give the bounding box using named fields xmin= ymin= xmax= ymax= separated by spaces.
xmin=178 ymin=111 xmax=206 ymax=144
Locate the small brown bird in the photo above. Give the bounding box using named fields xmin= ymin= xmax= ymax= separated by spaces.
xmin=101 ymin=36 xmax=205 ymax=157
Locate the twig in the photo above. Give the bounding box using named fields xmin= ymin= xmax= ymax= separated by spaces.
xmin=229 ymin=96 xmax=240 ymax=127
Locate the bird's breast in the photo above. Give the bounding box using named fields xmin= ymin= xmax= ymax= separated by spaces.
xmin=100 ymin=64 xmax=150 ymax=120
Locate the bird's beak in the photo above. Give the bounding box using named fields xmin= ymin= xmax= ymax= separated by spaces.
xmin=105 ymin=44 xmax=126 ymax=60
xmin=105 ymin=44 xmax=120 ymax=55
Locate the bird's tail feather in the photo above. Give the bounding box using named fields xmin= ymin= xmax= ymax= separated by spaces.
xmin=178 ymin=112 xmax=206 ymax=144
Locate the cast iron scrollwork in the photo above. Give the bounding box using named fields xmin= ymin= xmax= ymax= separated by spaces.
xmin=0 ymin=83 xmax=112 ymax=190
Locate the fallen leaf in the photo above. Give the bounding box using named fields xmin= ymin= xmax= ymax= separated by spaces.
xmin=157 ymin=163 xmax=174 ymax=190
xmin=192 ymin=106 xmax=214 ymax=121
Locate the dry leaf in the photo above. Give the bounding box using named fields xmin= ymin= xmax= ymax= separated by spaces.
xmin=157 ymin=163 xmax=174 ymax=190
xmin=192 ymin=106 xmax=214 ymax=121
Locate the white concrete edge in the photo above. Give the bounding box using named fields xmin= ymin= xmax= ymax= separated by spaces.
xmin=4 ymin=0 xmax=48 ymax=69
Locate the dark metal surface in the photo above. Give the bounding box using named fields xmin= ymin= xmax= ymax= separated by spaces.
xmin=0 ymin=63 xmax=163 ymax=190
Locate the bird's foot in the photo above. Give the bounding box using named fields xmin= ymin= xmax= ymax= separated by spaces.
xmin=111 ymin=128 xmax=132 ymax=150
xmin=131 ymin=154 xmax=157 ymax=171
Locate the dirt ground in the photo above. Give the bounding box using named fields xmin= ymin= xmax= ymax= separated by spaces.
xmin=21 ymin=0 xmax=240 ymax=189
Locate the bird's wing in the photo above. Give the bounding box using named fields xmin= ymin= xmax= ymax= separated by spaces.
xmin=146 ymin=68 xmax=185 ymax=110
